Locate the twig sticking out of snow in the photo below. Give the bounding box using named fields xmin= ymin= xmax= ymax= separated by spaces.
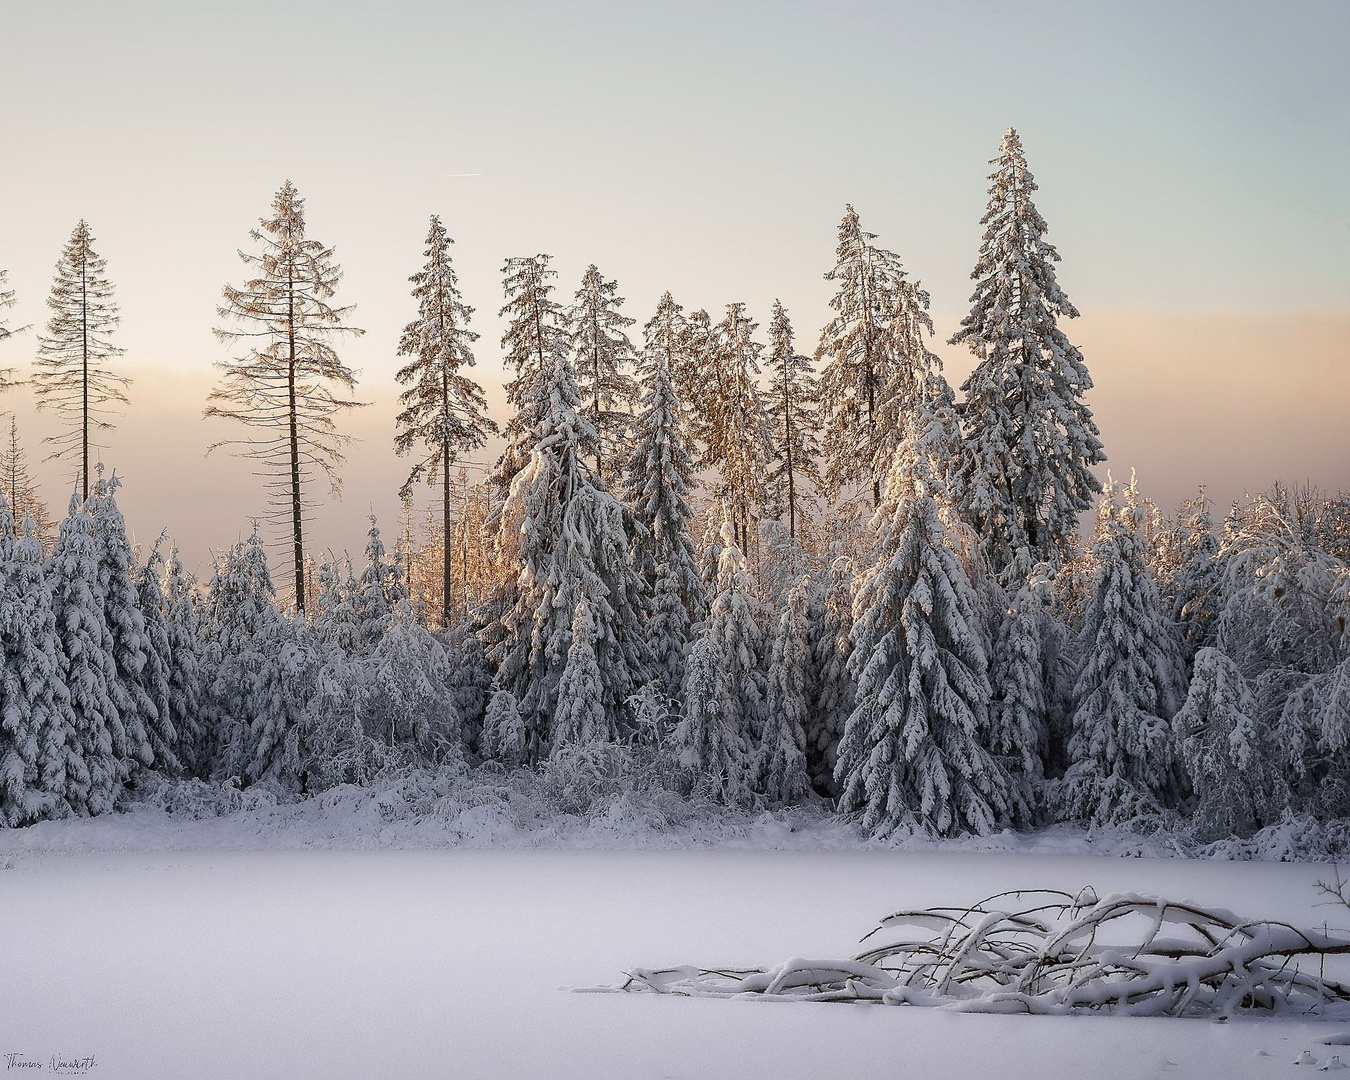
xmin=606 ymin=888 xmax=1350 ymax=1018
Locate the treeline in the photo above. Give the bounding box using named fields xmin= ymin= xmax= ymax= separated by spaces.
xmin=0 ymin=129 xmax=1346 ymax=839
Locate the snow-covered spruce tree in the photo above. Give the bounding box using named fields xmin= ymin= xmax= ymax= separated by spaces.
xmin=354 ymin=518 xmax=408 ymax=651
xmin=757 ymin=518 xmax=812 ymax=611
xmin=493 ymin=254 xmax=567 ymax=495
xmin=480 ymin=688 xmax=527 ymax=767
xmin=1158 ymin=488 xmax=1220 ymax=661
xmin=816 ymin=204 xmax=929 ymax=508
xmin=1213 ymin=485 xmax=1350 ymax=810
xmin=49 ymin=493 xmax=122 ymax=813
xmin=550 ymin=598 xmax=609 ymax=753
xmin=636 ymin=292 xmax=694 ymax=428
xmin=204 ymin=524 xmax=282 ymax=782
xmin=623 ymin=349 xmax=704 ymax=696
xmin=1056 ymin=483 xmax=1187 ymax=828
xmin=1172 ymin=647 xmax=1284 ymax=841
xmin=881 ymin=369 xmax=966 ymax=517
xmin=1039 ymin=589 xmax=1079 ymax=779
xmin=1116 ymin=473 xmax=1190 ymax=703
xmin=0 ymin=503 xmax=68 ymax=825
xmin=442 ymin=623 xmax=491 ymax=751
xmin=674 ymin=635 xmax=753 ymax=808
xmin=760 ymin=574 xmax=814 ymax=806
xmin=162 ymin=546 xmax=207 ymax=777
xmin=286 ymin=644 xmax=374 ymax=789
xmin=677 ymin=307 xmax=715 ymax=427
xmin=674 ymin=528 xmax=766 ymax=804
xmin=0 ymin=418 xmax=56 ymax=548
xmin=312 ymin=556 xmax=361 ymax=654
xmin=875 ymin=281 xmax=944 ymax=470
xmin=567 ymin=264 xmax=637 ymax=479
xmin=1278 ymin=654 xmax=1350 ymax=816
xmin=32 ymin=221 xmax=130 ymax=500
xmin=482 ymin=347 xmax=651 ymax=763
xmin=89 ymin=475 xmax=154 ymax=775
xmin=765 ymin=300 xmax=821 ymax=541
xmin=206 ymin=181 xmax=365 ymax=614
xmin=362 ymin=616 xmax=464 ymax=761
xmin=14 ymin=513 xmax=78 ymax=815
xmin=808 ymin=554 xmax=855 ymax=795
xmin=987 ymin=557 xmax=1053 ymax=818
xmin=951 ymin=129 xmax=1104 ymax=577
xmin=696 ymin=509 xmax=725 ymax=600
xmin=394 ymin=215 xmax=497 ymax=629
xmin=134 ymin=542 xmax=181 ymax=775
xmin=1215 ymin=485 xmax=1348 ymax=684
xmin=244 ymin=614 xmax=320 ymax=788
xmin=835 ymin=478 xmax=1017 ymax=839
xmin=699 ymin=304 xmax=773 ymax=553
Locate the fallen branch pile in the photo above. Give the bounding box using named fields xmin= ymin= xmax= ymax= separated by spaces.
xmin=606 ymin=888 xmax=1350 ymax=1018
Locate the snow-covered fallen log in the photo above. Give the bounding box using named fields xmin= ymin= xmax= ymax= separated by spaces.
xmin=600 ymin=888 xmax=1350 ymax=1018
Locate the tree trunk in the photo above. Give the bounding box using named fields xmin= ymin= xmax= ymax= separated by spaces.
xmin=80 ymin=246 xmax=89 ymax=502
xmin=442 ymin=446 xmax=452 ymax=630
xmin=592 ymin=309 xmax=603 ymax=476
xmin=287 ymin=273 xmax=305 ymax=614
xmin=783 ymin=352 xmax=796 ymax=540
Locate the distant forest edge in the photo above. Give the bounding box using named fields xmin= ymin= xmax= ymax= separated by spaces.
xmin=0 ymin=129 xmax=1346 ymax=845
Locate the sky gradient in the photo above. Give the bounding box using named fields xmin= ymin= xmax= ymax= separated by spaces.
xmin=1 ymin=0 xmax=1347 ymax=576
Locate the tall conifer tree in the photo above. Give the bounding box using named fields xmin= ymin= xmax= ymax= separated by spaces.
xmin=835 ymin=486 xmax=1017 ymax=838
xmin=394 ymin=215 xmax=496 ymax=629
xmin=493 ymin=255 xmax=566 ymax=495
xmin=816 ymin=206 xmax=931 ymax=508
xmin=677 ymin=307 xmax=715 ymax=428
xmin=700 ymin=304 xmax=773 ymax=553
xmin=951 ymin=129 xmax=1105 ymax=575
xmin=765 ymin=300 xmax=821 ymax=540
xmin=638 ymin=292 xmax=695 ymax=426
xmin=674 ymin=530 xmax=762 ymax=807
xmin=624 ymin=351 xmax=704 ymax=696
xmin=206 ymin=181 xmax=365 ymax=613
xmin=567 ymin=264 xmax=637 ymax=478
xmin=32 ymin=221 xmax=130 ymax=500
xmin=483 ymin=348 xmax=650 ymax=761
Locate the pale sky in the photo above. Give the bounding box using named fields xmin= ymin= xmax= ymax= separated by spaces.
xmin=1 ymin=0 xmax=1346 ymax=577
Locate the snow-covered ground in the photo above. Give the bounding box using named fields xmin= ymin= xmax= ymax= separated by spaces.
xmin=3 ymin=808 xmax=1349 ymax=1079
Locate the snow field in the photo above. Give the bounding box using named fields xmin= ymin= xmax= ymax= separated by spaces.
xmin=2 ymin=848 xmax=1347 ymax=1079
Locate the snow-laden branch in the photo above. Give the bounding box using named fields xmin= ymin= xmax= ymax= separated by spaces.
xmin=597 ymin=887 xmax=1350 ymax=1018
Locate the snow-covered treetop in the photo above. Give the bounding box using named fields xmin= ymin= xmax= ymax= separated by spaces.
xmin=952 ymin=129 xmax=1104 ymax=572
